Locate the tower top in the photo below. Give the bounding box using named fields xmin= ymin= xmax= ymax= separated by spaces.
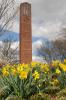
xmin=20 ymin=2 xmax=31 ymax=6
xmin=20 ymin=2 xmax=31 ymax=16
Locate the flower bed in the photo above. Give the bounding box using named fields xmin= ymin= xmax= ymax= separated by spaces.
xmin=0 ymin=60 xmax=66 ymax=99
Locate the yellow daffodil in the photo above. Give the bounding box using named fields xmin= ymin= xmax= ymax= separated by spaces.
xmin=64 ymin=59 xmax=66 ymax=64
xmin=41 ymin=64 xmax=49 ymax=72
xmin=3 ymin=64 xmax=11 ymax=70
xmin=11 ymin=68 xmax=17 ymax=76
xmin=2 ymin=68 xmax=9 ymax=76
xmin=31 ymin=62 xmax=40 ymax=68
xmin=59 ymin=63 xmax=66 ymax=72
xmin=17 ymin=65 xmax=23 ymax=73
xmin=19 ymin=71 xmax=28 ymax=79
xmin=32 ymin=70 xmax=40 ymax=80
xmin=52 ymin=60 xmax=60 ymax=67
xmin=55 ymin=68 xmax=61 ymax=74
xmin=24 ymin=64 xmax=28 ymax=68
xmin=23 ymin=64 xmax=31 ymax=72
xmin=31 ymin=62 xmax=37 ymax=67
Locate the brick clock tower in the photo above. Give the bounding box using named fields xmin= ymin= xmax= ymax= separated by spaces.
xmin=20 ymin=2 xmax=32 ymax=64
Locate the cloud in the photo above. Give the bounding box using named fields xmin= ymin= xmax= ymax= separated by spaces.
xmin=32 ymin=40 xmax=42 ymax=55
xmin=10 ymin=19 xmax=19 ymax=33
xmin=11 ymin=0 xmax=66 ymax=28
xmin=11 ymin=42 xmax=19 ymax=49
xmin=30 ymin=0 xmax=66 ymax=23
xmin=32 ymin=55 xmax=44 ymax=62
xmin=11 ymin=0 xmax=66 ymax=38
xmin=32 ymin=22 xmax=62 ymax=40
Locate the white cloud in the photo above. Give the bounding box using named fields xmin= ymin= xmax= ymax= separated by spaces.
xmin=32 ymin=40 xmax=42 ymax=50
xmin=11 ymin=42 xmax=19 ymax=49
xmin=10 ymin=19 xmax=62 ymax=40
xmin=15 ymin=0 xmax=31 ymax=4
xmin=32 ymin=40 xmax=42 ymax=56
xmin=10 ymin=0 xmax=66 ymax=40
xmin=32 ymin=22 xmax=62 ymax=40
xmin=32 ymin=55 xmax=45 ymax=63
xmin=9 ymin=19 xmax=19 ymax=33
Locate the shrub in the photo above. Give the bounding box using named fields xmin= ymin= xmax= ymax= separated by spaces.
xmin=5 ymin=95 xmax=22 ymax=100
xmin=57 ymin=88 xmax=66 ymax=97
xmin=29 ymin=93 xmax=51 ymax=100
xmin=44 ymin=86 xmax=60 ymax=96
xmin=0 ymin=86 xmax=11 ymax=99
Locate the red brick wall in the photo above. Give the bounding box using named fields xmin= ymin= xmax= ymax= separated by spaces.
xmin=20 ymin=2 xmax=32 ymax=64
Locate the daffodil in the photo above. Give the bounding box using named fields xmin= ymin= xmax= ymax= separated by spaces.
xmin=31 ymin=62 xmax=40 ymax=68
xmin=64 ymin=59 xmax=66 ymax=64
xmin=2 ymin=68 xmax=9 ymax=76
xmin=11 ymin=68 xmax=17 ymax=76
xmin=55 ymin=68 xmax=61 ymax=74
xmin=41 ymin=64 xmax=49 ymax=72
xmin=52 ymin=60 xmax=60 ymax=67
xmin=31 ymin=62 xmax=37 ymax=67
xmin=19 ymin=71 xmax=28 ymax=79
xmin=32 ymin=70 xmax=40 ymax=80
xmin=59 ymin=63 xmax=66 ymax=72
xmin=17 ymin=64 xmax=23 ymax=73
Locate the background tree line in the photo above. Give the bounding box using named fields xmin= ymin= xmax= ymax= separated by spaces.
xmin=0 ymin=0 xmax=19 ymax=65
xmin=37 ymin=28 xmax=66 ymax=63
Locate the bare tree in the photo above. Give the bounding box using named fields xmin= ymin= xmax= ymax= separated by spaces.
xmin=37 ymin=39 xmax=66 ymax=63
xmin=37 ymin=41 xmax=54 ymax=63
xmin=0 ymin=0 xmax=19 ymax=34
xmin=62 ymin=28 xmax=66 ymax=39
xmin=0 ymin=0 xmax=19 ymax=65
xmin=0 ymin=40 xmax=19 ymax=65
xmin=58 ymin=28 xmax=66 ymax=40
xmin=53 ymin=39 xmax=66 ymax=61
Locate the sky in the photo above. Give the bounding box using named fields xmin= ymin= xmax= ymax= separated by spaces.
xmin=13 ymin=0 xmax=66 ymax=36
xmin=10 ymin=0 xmax=66 ymax=61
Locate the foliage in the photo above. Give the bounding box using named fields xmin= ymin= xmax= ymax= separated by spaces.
xmin=29 ymin=93 xmax=51 ymax=100
xmin=0 ymin=60 xmax=66 ymax=99
xmin=56 ymin=88 xmax=66 ymax=100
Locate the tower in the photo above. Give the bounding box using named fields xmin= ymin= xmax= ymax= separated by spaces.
xmin=20 ymin=2 xmax=32 ymax=63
